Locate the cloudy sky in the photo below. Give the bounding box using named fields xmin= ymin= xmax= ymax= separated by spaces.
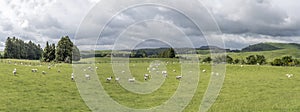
xmin=0 ymin=0 xmax=299 ymax=51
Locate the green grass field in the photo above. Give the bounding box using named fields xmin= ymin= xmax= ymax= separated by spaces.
xmin=0 ymin=58 xmax=300 ymax=111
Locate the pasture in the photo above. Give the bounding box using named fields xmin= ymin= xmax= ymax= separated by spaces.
xmin=0 ymin=58 xmax=300 ymax=112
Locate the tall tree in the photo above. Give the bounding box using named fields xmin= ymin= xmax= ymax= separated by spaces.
xmin=49 ymin=43 xmax=56 ymax=61
xmin=56 ymin=36 xmax=74 ymax=63
xmin=43 ymin=41 xmax=51 ymax=62
xmin=4 ymin=37 xmax=13 ymax=58
xmin=72 ymin=45 xmax=81 ymax=61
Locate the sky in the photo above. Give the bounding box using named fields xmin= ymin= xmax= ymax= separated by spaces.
xmin=0 ymin=0 xmax=299 ymax=51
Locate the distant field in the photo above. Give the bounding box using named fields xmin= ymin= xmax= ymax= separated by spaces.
xmin=0 ymin=58 xmax=300 ymax=111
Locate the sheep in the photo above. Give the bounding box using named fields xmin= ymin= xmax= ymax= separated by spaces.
xmin=173 ymin=69 xmax=176 ymax=72
xmin=122 ymin=71 xmax=125 ymax=73
xmin=240 ymin=65 xmax=244 ymax=67
xmin=42 ymin=71 xmax=46 ymax=75
xmin=83 ymin=69 xmax=86 ymax=72
xmin=71 ymin=73 xmax=74 ymax=81
xmin=31 ymin=69 xmax=38 ymax=72
xmin=48 ymin=66 xmax=51 ymax=69
xmin=176 ymin=75 xmax=182 ymax=79
xmin=106 ymin=76 xmax=113 ymax=82
xmin=128 ymin=77 xmax=135 ymax=82
xmin=57 ymin=69 xmax=61 ymax=73
xmin=286 ymin=74 xmax=293 ymax=78
xmin=85 ymin=74 xmax=90 ymax=80
xmin=202 ymin=69 xmax=206 ymax=72
xmin=13 ymin=70 xmax=17 ymax=75
xmin=115 ymin=77 xmax=120 ymax=81
xmin=144 ymin=76 xmax=148 ymax=80
xmin=162 ymin=71 xmax=167 ymax=74
xmin=95 ymin=67 xmax=98 ymax=69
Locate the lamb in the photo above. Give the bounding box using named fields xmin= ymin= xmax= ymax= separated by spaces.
xmin=128 ymin=77 xmax=135 ymax=82
xmin=106 ymin=76 xmax=113 ymax=82
xmin=176 ymin=75 xmax=182 ymax=79
xmin=42 ymin=71 xmax=46 ymax=75
xmin=115 ymin=77 xmax=120 ymax=81
xmin=85 ymin=74 xmax=90 ymax=80
xmin=144 ymin=74 xmax=150 ymax=80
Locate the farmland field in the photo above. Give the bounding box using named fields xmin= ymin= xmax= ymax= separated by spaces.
xmin=0 ymin=58 xmax=300 ymax=112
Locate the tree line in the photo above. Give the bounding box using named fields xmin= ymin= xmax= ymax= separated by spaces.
xmin=2 ymin=36 xmax=80 ymax=63
xmin=202 ymin=54 xmax=300 ymax=66
xmin=3 ymin=37 xmax=43 ymax=60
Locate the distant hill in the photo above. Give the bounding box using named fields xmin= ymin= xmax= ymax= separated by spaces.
xmin=241 ymin=43 xmax=281 ymax=52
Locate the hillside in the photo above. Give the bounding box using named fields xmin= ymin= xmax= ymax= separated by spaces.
xmin=241 ymin=43 xmax=281 ymax=52
xmin=228 ymin=43 xmax=300 ymax=61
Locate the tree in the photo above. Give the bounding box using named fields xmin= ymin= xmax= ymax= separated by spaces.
xmin=226 ymin=55 xmax=233 ymax=64
xmin=48 ymin=43 xmax=56 ymax=61
xmin=202 ymin=57 xmax=212 ymax=63
xmin=158 ymin=48 xmax=175 ymax=58
xmin=234 ymin=59 xmax=240 ymax=64
xmin=72 ymin=45 xmax=81 ymax=61
xmin=4 ymin=37 xmax=13 ymax=58
xmin=55 ymin=36 xmax=74 ymax=63
xmin=271 ymin=58 xmax=282 ymax=66
xmin=43 ymin=41 xmax=51 ymax=62
xmin=281 ymin=56 xmax=293 ymax=66
xmin=256 ymin=55 xmax=266 ymax=65
xmin=246 ymin=55 xmax=257 ymax=65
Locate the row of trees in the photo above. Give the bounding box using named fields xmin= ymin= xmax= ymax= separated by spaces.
xmin=42 ymin=36 xmax=80 ymax=63
xmin=3 ymin=37 xmax=43 ymax=60
xmin=2 ymin=36 xmax=80 ymax=63
xmin=202 ymin=54 xmax=299 ymax=66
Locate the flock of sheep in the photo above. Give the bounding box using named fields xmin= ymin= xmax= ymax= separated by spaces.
xmin=9 ymin=62 xmax=295 ymax=80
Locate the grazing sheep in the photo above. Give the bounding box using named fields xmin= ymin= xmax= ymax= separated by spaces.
xmin=95 ymin=67 xmax=98 ymax=69
xmin=85 ymin=74 xmax=90 ymax=80
xmin=115 ymin=77 xmax=120 ymax=81
xmin=240 ymin=65 xmax=244 ymax=67
xmin=57 ymin=69 xmax=61 ymax=73
xmin=71 ymin=73 xmax=75 ymax=80
xmin=42 ymin=71 xmax=46 ymax=75
xmin=128 ymin=77 xmax=135 ymax=82
xmin=173 ymin=69 xmax=176 ymax=72
xmin=48 ymin=66 xmax=51 ymax=69
xmin=162 ymin=71 xmax=167 ymax=74
xmin=286 ymin=74 xmax=293 ymax=78
xmin=202 ymin=69 xmax=206 ymax=72
xmin=31 ymin=69 xmax=38 ymax=72
xmin=144 ymin=76 xmax=148 ymax=80
xmin=106 ymin=76 xmax=113 ymax=82
xmin=176 ymin=75 xmax=182 ymax=79
xmin=83 ymin=69 xmax=86 ymax=72
xmin=13 ymin=70 xmax=17 ymax=75
xmin=122 ymin=71 xmax=125 ymax=73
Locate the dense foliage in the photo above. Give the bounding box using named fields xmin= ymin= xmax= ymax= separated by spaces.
xmin=245 ymin=55 xmax=266 ymax=65
xmin=3 ymin=37 xmax=43 ymax=60
xmin=271 ymin=56 xmax=300 ymax=66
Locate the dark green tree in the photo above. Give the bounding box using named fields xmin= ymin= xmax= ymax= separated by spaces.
xmin=202 ymin=57 xmax=212 ymax=63
xmin=42 ymin=41 xmax=51 ymax=62
xmin=48 ymin=43 xmax=56 ymax=61
xmin=271 ymin=58 xmax=282 ymax=66
xmin=55 ymin=36 xmax=74 ymax=63
xmin=281 ymin=56 xmax=293 ymax=66
xmin=256 ymin=55 xmax=266 ymax=65
xmin=246 ymin=55 xmax=257 ymax=65
xmin=72 ymin=45 xmax=81 ymax=61
xmin=4 ymin=37 xmax=13 ymax=58
xmin=234 ymin=58 xmax=240 ymax=64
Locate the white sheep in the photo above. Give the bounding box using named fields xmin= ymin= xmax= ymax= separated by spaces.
xmin=202 ymin=69 xmax=206 ymax=72
xmin=173 ymin=69 xmax=176 ymax=72
xmin=176 ymin=75 xmax=182 ymax=79
xmin=48 ymin=66 xmax=51 ymax=69
xmin=115 ymin=77 xmax=120 ymax=81
xmin=42 ymin=71 xmax=46 ymax=75
xmin=95 ymin=67 xmax=98 ymax=69
xmin=85 ymin=74 xmax=90 ymax=80
xmin=57 ymin=69 xmax=61 ymax=73
xmin=71 ymin=74 xmax=74 ymax=81
xmin=122 ymin=71 xmax=125 ymax=73
xmin=128 ymin=77 xmax=135 ymax=82
xmin=240 ymin=65 xmax=244 ymax=67
xmin=13 ymin=70 xmax=17 ymax=75
xmin=106 ymin=76 xmax=113 ymax=82
xmin=286 ymin=74 xmax=293 ymax=78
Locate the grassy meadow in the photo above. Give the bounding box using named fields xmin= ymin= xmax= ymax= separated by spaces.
xmin=0 ymin=58 xmax=300 ymax=111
